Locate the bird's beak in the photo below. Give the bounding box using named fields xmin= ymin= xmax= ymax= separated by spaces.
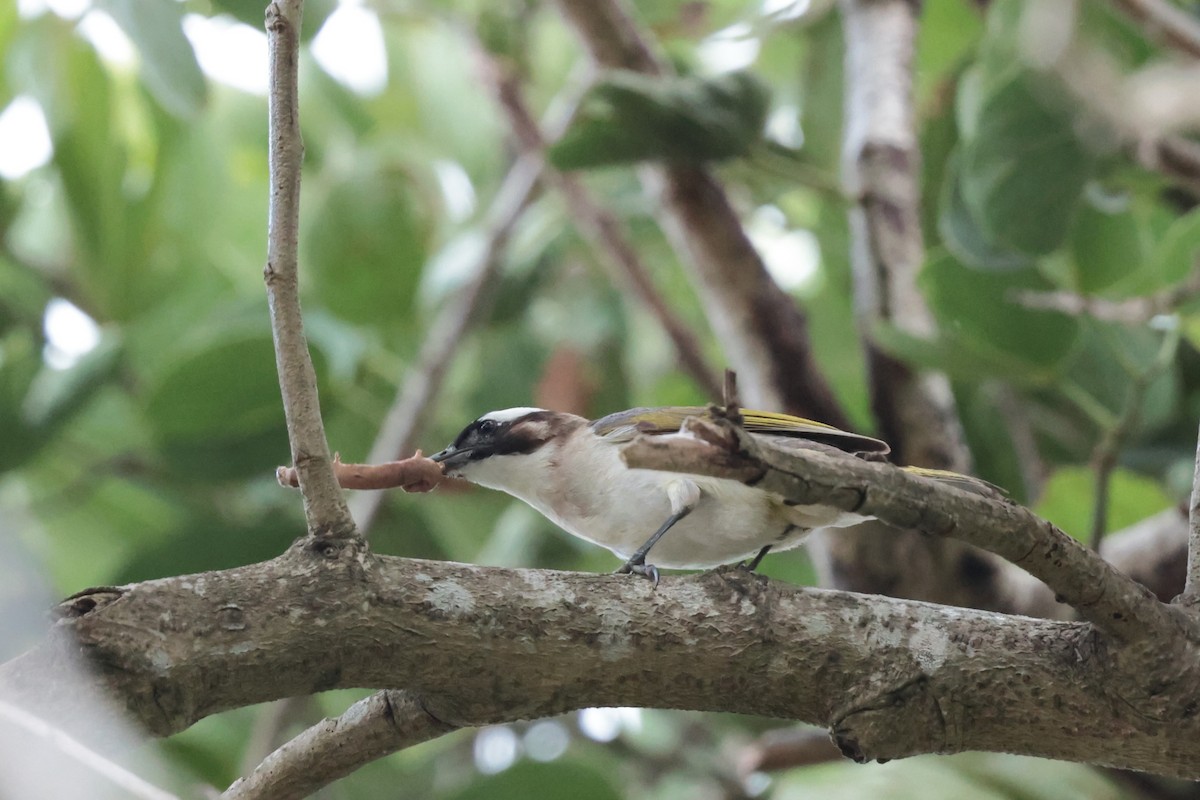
xmin=429 ymin=446 xmax=473 ymax=470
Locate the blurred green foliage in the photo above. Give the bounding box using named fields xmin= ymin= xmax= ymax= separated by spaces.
xmin=0 ymin=0 xmax=1195 ymax=796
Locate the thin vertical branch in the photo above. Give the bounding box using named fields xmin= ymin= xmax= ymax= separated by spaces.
xmin=264 ymin=0 xmax=354 ymax=539
xmin=1186 ymin=420 xmax=1200 ymax=603
xmin=1089 ymin=323 xmax=1180 ymax=550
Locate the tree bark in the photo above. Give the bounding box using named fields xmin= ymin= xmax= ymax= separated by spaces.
xmin=4 ymin=544 xmax=1200 ymax=777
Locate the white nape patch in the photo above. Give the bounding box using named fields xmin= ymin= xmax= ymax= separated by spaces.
xmin=480 ymin=407 xmax=546 ymax=424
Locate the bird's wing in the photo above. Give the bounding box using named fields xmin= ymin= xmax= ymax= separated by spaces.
xmin=740 ymin=410 xmax=890 ymax=455
xmin=591 ymin=406 xmax=890 ymax=455
xmin=590 ymin=407 xmax=701 ymax=443
xmin=901 ymin=466 xmax=1008 ymax=499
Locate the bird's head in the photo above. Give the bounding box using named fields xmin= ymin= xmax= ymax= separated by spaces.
xmin=430 ymin=408 xmax=586 ymax=488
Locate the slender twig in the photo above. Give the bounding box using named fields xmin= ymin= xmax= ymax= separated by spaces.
xmin=264 ymin=0 xmax=354 ymax=539
xmin=1089 ymin=322 xmax=1181 ymax=549
xmin=222 ymin=691 xmax=456 ymax=800
xmin=0 ymin=700 xmax=179 ymax=800
xmin=1187 ymin=422 xmax=1200 ymax=602
xmin=1109 ymin=0 xmax=1200 ymax=59
xmin=478 ymin=51 xmax=723 ymax=401
xmin=1012 ymin=268 xmax=1200 ymax=325
xmin=988 ymin=382 xmax=1048 ymax=504
xmin=738 ymin=727 xmax=843 ymax=774
xmin=237 ymin=695 xmax=312 ymax=778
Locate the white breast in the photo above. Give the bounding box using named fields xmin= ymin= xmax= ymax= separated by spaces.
xmin=459 ymin=431 xmax=868 ymax=569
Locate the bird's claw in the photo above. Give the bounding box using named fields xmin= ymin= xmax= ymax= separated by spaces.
xmin=615 ymin=560 xmax=660 ymax=588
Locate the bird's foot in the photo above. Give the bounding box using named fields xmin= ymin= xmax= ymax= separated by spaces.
xmin=738 ymin=545 xmax=772 ymax=573
xmin=615 ymin=559 xmax=660 ymax=588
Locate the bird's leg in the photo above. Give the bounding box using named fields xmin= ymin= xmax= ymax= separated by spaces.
xmin=616 ymin=508 xmax=692 ymax=586
xmin=742 ymin=545 xmax=771 ymax=572
xmin=616 ymin=479 xmax=700 ymax=587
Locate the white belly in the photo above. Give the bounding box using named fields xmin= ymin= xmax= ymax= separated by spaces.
xmin=461 ymin=437 xmax=868 ymax=569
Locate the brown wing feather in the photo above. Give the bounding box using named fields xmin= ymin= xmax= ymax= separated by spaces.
xmin=591 ymin=406 xmax=889 ymax=455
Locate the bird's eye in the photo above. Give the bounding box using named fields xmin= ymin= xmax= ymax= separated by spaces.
xmin=477 ymin=419 xmax=498 ymax=436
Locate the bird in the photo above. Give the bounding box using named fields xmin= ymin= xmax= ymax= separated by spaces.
xmin=429 ymin=405 xmax=984 ymax=583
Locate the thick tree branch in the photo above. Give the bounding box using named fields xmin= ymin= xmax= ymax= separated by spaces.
xmin=479 ymin=52 xmax=723 ymax=401
xmin=4 ymin=545 xmax=1200 ymax=777
xmin=553 ymin=0 xmax=849 ymax=426
xmin=264 ymin=0 xmax=353 ymax=540
xmin=222 ymin=691 xmax=456 ymax=800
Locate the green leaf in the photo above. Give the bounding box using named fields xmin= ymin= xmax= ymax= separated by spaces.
xmin=96 ymin=0 xmax=207 ymax=118
xmin=938 ymin=150 xmax=1034 ymax=271
xmin=549 ymin=70 xmax=770 ymax=169
xmin=914 ymin=0 xmax=983 ymax=103
xmin=304 ymin=160 xmax=432 ymax=325
xmin=794 ymin=12 xmax=844 ymax=171
xmin=6 ymin=17 xmax=168 ymax=320
xmin=1035 ymin=465 xmax=1172 ymax=541
xmin=1149 ymin=207 xmax=1200 ymax=290
xmin=0 ymin=255 xmax=53 ymax=334
xmin=958 ymin=68 xmax=1094 ymax=257
xmin=0 ymin=330 xmax=47 ymax=472
xmin=1059 ymin=320 xmax=1179 ymax=433
xmin=922 ymin=252 xmax=1081 ymax=375
xmin=448 ymin=761 xmax=622 ymax=800
xmin=1067 ymin=195 xmax=1151 ymax=294
xmin=115 ymin=507 xmax=299 ymax=583
xmin=21 ymin=332 xmax=122 ymax=430
xmin=144 ymin=331 xmax=290 ymax=443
